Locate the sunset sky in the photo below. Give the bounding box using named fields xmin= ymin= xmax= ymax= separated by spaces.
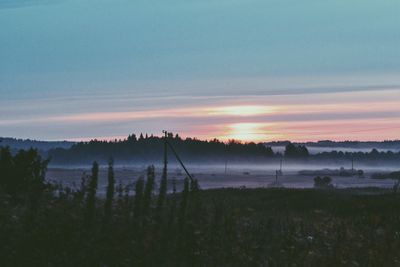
xmin=1 ymin=0 xmax=400 ymax=142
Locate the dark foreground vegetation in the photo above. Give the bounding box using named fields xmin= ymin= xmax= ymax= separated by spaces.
xmin=1 ymin=147 xmax=400 ymax=266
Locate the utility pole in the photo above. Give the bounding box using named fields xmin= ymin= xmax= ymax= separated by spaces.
xmin=162 ymin=130 xmax=168 ymax=181
xmin=166 ymin=140 xmax=194 ymax=182
xmin=162 ymin=131 xmax=194 ymax=183
xmin=157 ymin=131 xmax=169 ymax=209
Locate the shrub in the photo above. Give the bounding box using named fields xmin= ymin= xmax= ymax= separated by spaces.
xmin=0 ymin=147 xmax=49 ymax=197
xmin=314 ymin=176 xmax=333 ymax=189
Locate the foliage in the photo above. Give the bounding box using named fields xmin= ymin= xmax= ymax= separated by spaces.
xmin=314 ymin=176 xmax=333 ymax=189
xmin=134 ymin=176 xmax=145 ymax=217
xmin=48 ymin=133 xmax=275 ymax=164
xmin=85 ymin=161 xmax=99 ymax=227
xmin=0 ymin=147 xmax=49 ymax=197
xmin=284 ymin=142 xmax=309 ymax=158
xmin=371 ymin=171 xmax=400 ymax=180
xmin=104 ymin=158 xmax=115 ymax=224
xmin=2 ymin=147 xmax=400 ymax=266
xmin=2 ymin=184 xmax=400 ymax=266
xmin=157 ymin=163 xmax=168 ymax=211
xmin=143 ymin=165 xmax=155 ymax=215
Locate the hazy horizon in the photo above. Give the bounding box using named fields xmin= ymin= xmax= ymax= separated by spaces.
xmin=2 ymin=134 xmax=400 ymax=145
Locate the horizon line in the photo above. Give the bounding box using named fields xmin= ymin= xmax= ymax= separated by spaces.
xmin=1 ymin=135 xmax=400 ymax=145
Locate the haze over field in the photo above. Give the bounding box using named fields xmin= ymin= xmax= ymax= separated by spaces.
xmin=1 ymin=0 xmax=400 ymax=142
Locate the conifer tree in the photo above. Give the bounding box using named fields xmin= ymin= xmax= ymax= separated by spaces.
xmin=85 ymin=161 xmax=99 ymax=227
xmin=143 ymin=165 xmax=155 ymax=215
xmin=104 ymin=158 xmax=115 ymax=223
xmin=134 ymin=177 xmax=145 ymax=217
xmin=190 ymin=178 xmax=200 ymax=193
xmin=178 ymin=177 xmax=190 ymax=227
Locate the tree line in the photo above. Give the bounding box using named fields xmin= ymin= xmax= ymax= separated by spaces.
xmin=47 ymin=133 xmax=275 ymax=164
xmin=45 ymin=133 xmax=400 ymax=165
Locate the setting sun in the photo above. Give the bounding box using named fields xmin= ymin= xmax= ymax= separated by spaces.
xmin=218 ymin=122 xmax=278 ymax=142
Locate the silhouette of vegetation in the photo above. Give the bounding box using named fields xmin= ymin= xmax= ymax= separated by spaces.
xmin=85 ymin=161 xmax=98 ymax=227
xmin=313 ymin=176 xmax=334 ymax=188
xmin=0 ymin=147 xmax=49 ymax=198
xmin=2 ymin=148 xmax=400 ymax=266
xmin=134 ymin=176 xmax=145 ymax=217
xmin=143 ymin=165 xmax=155 ymax=215
xmin=311 ymin=149 xmax=400 ymax=163
xmin=284 ymin=142 xmax=309 ymax=158
xmin=44 ymin=134 xmax=400 ymax=165
xmin=299 ymin=168 xmax=364 ymax=178
xmin=104 ymin=158 xmax=115 ymax=224
xmin=47 ymin=133 xmax=275 ymax=164
xmin=371 ymin=171 xmax=400 ymax=180
xmin=266 ymin=140 xmax=400 ymax=155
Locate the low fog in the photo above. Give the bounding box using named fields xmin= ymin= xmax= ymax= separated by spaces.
xmin=46 ymin=160 xmax=399 ymax=196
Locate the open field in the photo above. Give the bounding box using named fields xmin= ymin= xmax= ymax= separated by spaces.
xmin=46 ymin=164 xmax=398 ymax=196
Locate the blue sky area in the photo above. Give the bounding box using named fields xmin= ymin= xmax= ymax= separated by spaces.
xmin=1 ymin=0 xmax=399 ymax=141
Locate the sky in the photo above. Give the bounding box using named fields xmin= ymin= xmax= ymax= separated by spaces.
xmin=1 ymin=0 xmax=400 ymax=142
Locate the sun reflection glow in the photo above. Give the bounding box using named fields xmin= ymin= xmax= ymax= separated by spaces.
xmin=219 ymin=122 xmax=279 ymax=142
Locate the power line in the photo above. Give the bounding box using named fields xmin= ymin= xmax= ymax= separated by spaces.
xmin=162 ymin=131 xmax=194 ymax=183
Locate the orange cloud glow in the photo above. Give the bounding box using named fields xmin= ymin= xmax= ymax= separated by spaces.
xmin=1 ymin=89 xmax=399 ymax=142
xmin=206 ymin=105 xmax=277 ymax=116
xmin=214 ymin=122 xmax=281 ymax=142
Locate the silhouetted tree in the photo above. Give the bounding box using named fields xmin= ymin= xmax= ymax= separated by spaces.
xmin=127 ymin=134 xmax=137 ymax=142
xmin=0 ymin=147 xmax=48 ymax=198
xmin=284 ymin=143 xmax=309 ymax=158
xmin=85 ymin=161 xmax=99 ymax=226
xmin=134 ymin=177 xmax=145 ymax=217
xmin=190 ymin=178 xmax=200 ymax=193
xmin=0 ymin=147 xmax=15 ymax=195
xmin=314 ymin=176 xmax=333 ymax=188
xmin=143 ymin=165 xmax=155 ymax=215
xmin=76 ymin=172 xmax=89 ymax=203
xmin=178 ymin=177 xmax=190 ymax=227
xmin=104 ymin=158 xmax=115 ymax=224
xmin=47 ymin=132 xmax=277 ymax=164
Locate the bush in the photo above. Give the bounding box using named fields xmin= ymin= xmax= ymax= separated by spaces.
xmin=314 ymin=176 xmax=333 ymax=189
xmin=0 ymin=147 xmax=49 ymax=197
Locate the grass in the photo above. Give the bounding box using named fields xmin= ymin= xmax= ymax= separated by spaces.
xmin=1 ymin=187 xmax=400 ymax=267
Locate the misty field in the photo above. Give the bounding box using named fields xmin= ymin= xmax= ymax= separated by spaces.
xmin=46 ymin=164 xmax=397 ymax=195
xmin=1 ymin=186 xmax=400 ymax=267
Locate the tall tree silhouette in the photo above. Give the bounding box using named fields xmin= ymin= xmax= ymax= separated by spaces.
xmin=104 ymin=158 xmax=115 ymax=224
xmin=85 ymin=161 xmax=99 ymax=227
xmin=134 ymin=177 xmax=145 ymax=217
xmin=0 ymin=147 xmax=48 ymax=198
xmin=143 ymin=165 xmax=155 ymax=215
